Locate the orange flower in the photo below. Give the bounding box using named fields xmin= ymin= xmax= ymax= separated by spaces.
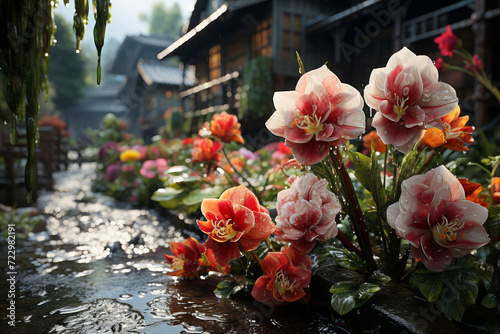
xmin=251 ymin=246 xmax=311 ymax=306
xmin=224 ymin=156 xmax=245 ymax=174
xmin=164 ymin=237 xmax=206 ymax=278
xmin=492 ymin=177 xmax=500 ymax=205
xmin=420 ymin=105 xmax=474 ymax=151
xmin=197 ymin=185 xmax=275 ymax=266
xmin=459 ymin=178 xmax=488 ymax=207
xmin=191 ymin=137 xmax=223 ymax=164
xmin=200 ymin=111 xmax=244 ymax=144
xmin=362 ymin=130 xmax=386 ymax=153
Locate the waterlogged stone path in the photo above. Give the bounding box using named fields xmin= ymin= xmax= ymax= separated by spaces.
xmin=1 ymin=163 xmax=341 ymax=333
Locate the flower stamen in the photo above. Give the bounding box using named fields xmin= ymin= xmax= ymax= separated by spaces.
xmin=432 ymin=216 xmax=465 ymax=242
xmin=393 ymin=94 xmax=409 ymax=122
xmin=292 ymin=107 xmax=324 ymax=136
xmin=172 ymin=253 xmax=186 ymax=270
xmin=212 ymin=219 xmax=238 ymax=241
xmin=275 ymin=269 xmax=297 ymax=295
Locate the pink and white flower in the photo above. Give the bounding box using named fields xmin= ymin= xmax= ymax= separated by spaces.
xmin=274 ymin=173 xmax=341 ymax=254
xmin=139 ymin=158 xmax=168 ymax=179
xmin=364 ymin=47 xmax=458 ymax=153
xmin=387 ymin=165 xmax=489 ymax=270
xmin=266 ymin=65 xmax=365 ymax=165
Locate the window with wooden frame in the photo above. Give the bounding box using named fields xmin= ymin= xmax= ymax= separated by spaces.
xmin=252 ymin=17 xmax=272 ymax=57
xmin=282 ymin=12 xmax=301 ymax=61
xmin=225 ymin=37 xmax=246 ymax=72
xmin=209 ymin=44 xmax=221 ymax=81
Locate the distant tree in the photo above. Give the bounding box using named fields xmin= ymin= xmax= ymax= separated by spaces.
xmin=139 ymin=2 xmax=184 ymax=38
xmin=49 ymin=15 xmax=87 ymax=110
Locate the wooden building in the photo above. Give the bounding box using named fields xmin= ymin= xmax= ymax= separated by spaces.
xmin=159 ymin=0 xmax=500 ymax=143
xmin=109 ymin=35 xmax=194 ymax=142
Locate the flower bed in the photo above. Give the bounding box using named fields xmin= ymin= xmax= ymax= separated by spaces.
xmin=91 ymin=27 xmax=500 ymax=331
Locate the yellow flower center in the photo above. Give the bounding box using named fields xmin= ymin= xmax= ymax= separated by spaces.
xmin=172 ymin=253 xmax=186 ymax=270
xmin=432 ymin=216 xmax=465 ymax=242
xmin=212 ymin=219 xmax=238 ymax=241
xmin=275 ymin=269 xmax=297 ymax=296
xmin=292 ymin=105 xmax=324 ymax=136
xmin=393 ymin=95 xmax=409 ymax=122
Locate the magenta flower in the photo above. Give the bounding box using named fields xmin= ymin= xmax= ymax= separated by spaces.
xmin=274 ymin=173 xmax=341 ymax=254
xmin=105 ymin=164 xmax=120 ymax=181
xmin=364 ymin=47 xmax=458 ymax=153
xmin=266 ymin=65 xmax=365 ymax=165
xmin=387 ymin=165 xmax=489 ymax=270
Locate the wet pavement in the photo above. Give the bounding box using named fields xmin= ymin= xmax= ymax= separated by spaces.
xmin=1 ymin=163 xmax=342 ymax=333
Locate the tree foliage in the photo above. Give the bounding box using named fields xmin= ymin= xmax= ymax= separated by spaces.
xmin=50 ymin=15 xmax=87 ymax=110
xmin=139 ymin=2 xmax=184 ymax=38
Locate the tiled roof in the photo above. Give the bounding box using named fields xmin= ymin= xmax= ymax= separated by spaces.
xmin=137 ymin=60 xmax=196 ymax=87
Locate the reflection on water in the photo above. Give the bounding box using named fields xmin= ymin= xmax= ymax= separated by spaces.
xmin=0 ymin=164 xmax=344 ymax=333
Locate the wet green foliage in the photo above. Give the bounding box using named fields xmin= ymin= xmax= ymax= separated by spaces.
xmin=0 ymin=0 xmax=112 ymax=201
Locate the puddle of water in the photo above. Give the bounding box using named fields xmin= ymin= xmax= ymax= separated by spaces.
xmin=0 ymin=163 xmax=347 ymax=333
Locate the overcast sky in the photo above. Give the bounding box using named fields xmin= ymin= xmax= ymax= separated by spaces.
xmin=56 ymin=0 xmax=196 ymax=43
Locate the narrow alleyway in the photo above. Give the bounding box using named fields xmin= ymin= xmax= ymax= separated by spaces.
xmin=1 ymin=163 xmax=340 ymax=333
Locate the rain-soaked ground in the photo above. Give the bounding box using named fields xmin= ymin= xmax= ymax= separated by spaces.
xmin=1 ymin=163 xmax=344 ymax=333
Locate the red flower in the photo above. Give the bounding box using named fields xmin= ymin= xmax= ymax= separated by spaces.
xmin=434 ymin=25 xmax=459 ymax=57
xmin=191 ymin=137 xmax=223 ymax=164
xmin=465 ymin=54 xmax=483 ymax=72
xmin=182 ymin=137 xmax=193 ymax=145
xmin=164 ymin=237 xmax=206 ymax=278
xmin=200 ymin=111 xmax=245 ymax=144
xmin=278 ymin=142 xmax=292 ymax=155
xmin=251 ymin=247 xmax=311 ymax=306
xmin=197 ymin=185 xmax=275 ymax=266
xmin=434 ymin=58 xmax=447 ymax=72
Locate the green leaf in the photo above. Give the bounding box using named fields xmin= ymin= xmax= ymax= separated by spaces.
xmin=410 ymin=271 xmax=445 ymax=302
xmin=368 ymin=145 xmax=386 ymax=208
xmin=166 ymin=165 xmax=192 ymax=175
xmin=442 ymin=281 xmax=478 ymax=322
xmin=324 ymin=245 xmax=364 ymax=271
xmin=347 ymin=151 xmax=371 ymax=190
xmin=182 ymin=186 xmax=225 ymax=206
xmin=330 ymin=282 xmax=381 ymax=315
xmin=368 ymin=271 xmax=391 ymax=285
xmin=410 ymin=255 xmax=494 ymax=322
xmin=481 ymin=293 xmax=498 ymax=309
xmin=151 ymin=187 xmax=184 ymax=202
xmin=214 ymin=280 xmax=243 ymax=299
xmin=357 ymin=282 xmax=380 ymax=299
xmin=329 ymin=281 xmax=358 ymax=294
xmin=330 ymin=290 xmax=358 ymax=315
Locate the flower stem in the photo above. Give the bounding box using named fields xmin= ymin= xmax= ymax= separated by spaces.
xmin=336 ymin=230 xmax=361 ymax=256
xmin=250 ymin=250 xmax=263 ymax=270
xmin=329 ymin=148 xmax=376 ymax=274
xmin=222 ymin=146 xmax=262 ymax=202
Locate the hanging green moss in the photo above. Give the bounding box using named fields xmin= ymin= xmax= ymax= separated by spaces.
xmin=0 ymin=0 xmax=112 ymax=201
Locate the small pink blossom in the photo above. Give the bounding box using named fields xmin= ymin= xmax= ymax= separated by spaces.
xmin=274 ymin=173 xmax=341 ymax=254
xmin=266 ymin=65 xmax=365 ymax=165
xmin=140 ymin=158 xmax=169 ymax=179
xmin=364 ymin=47 xmax=458 ymax=153
xmin=387 ymin=165 xmax=489 ymax=270
xmin=464 ymin=54 xmax=483 ymax=72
